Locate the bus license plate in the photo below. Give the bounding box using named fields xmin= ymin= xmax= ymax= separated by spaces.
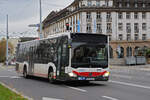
xmin=78 ymin=77 xmax=86 ymax=80
xmin=86 ymin=78 xmax=95 ymax=80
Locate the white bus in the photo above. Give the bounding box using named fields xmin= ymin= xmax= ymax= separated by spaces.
xmin=16 ymin=32 xmax=109 ymax=83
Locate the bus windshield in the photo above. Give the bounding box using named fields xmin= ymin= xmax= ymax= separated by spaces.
xmin=71 ymin=42 xmax=108 ymax=68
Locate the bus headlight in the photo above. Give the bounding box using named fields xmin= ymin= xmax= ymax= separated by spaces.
xmin=103 ymin=72 xmax=110 ymax=77
xmin=68 ymin=72 xmax=77 ymax=77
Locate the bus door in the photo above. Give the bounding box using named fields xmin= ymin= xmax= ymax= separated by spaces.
xmin=57 ymin=37 xmax=69 ymax=79
xmin=28 ymin=47 xmax=34 ymax=74
xmin=57 ymin=46 xmax=62 ymax=77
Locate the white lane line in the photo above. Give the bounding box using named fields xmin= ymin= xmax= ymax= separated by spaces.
xmin=42 ymin=97 xmax=63 ymax=100
xmin=0 ymin=76 xmax=22 ymax=79
xmin=102 ymin=96 xmax=119 ymax=100
xmin=10 ymin=76 xmax=22 ymax=79
xmin=8 ymin=69 xmax=15 ymax=72
xmin=110 ymin=80 xmax=150 ymax=90
xmin=67 ymin=86 xmax=87 ymax=92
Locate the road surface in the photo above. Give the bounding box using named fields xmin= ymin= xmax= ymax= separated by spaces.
xmin=0 ymin=65 xmax=150 ymax=100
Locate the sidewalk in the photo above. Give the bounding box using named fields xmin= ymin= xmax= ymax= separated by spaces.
xmin=0 ymin=63 xmax=15 ymax=69
xmin=110 ymin=64 xmax=150 ymax=71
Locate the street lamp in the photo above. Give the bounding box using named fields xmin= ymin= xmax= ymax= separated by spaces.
xmin=28 ymin=0 xmax=43 ymax=39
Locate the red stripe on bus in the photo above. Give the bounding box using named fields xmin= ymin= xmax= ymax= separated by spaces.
xmin=72 ymin=71 xmax=107 ymax=77
xmin=34 ymin=73 xmax=56 ymax=79
xmin=34 ymin=73 xmax=48 ymax=77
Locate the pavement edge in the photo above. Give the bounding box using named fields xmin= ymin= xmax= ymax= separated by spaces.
xmin=0 ymin=82 xmax=33 ymax=100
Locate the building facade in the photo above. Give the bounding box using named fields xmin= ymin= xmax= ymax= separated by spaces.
xmin=41 ymin=0 xmax=150 ymax=64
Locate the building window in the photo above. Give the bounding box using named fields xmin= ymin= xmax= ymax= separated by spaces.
xmin=96 ymin=0 xmax=100 ymax=6
xmin=86 ymin=12 xmax=91 ymax=19
xmin=142 ymin=12 xmax=146 ymax=19
xmin=97 ymin=12 xmax=101 ymax=19
xmin=134 ymin=12 xmax=138 ymax=19
xmin=119 ymin=3 xmax=122 ymax=7
xmin=142 ymin=34 xmax=146 ymax=40
xmin=127 ymin=3 xmax=130 ymax=7
xmin=109 ymin=35 xmax=112 ymax=41
xmin=127 ymin=34 xmax=131 ymax=41
xmin=87 ymin=0 xmax=92 ymax=6
xmin=126 ymin=23 xmax=131 ymax=33
xmin=126 ymin=12 xmax=130 ymax=19
xmin=87 ymin=24 xmax=91 ymax=32
xmin=135 ymin=3 xmax=138 ymax=8
xmin=118 ymin=12 xmax=123 ymax=19
xmin=97 ymin=24 xmax=102 ymax=33
xmin=106 ymin=1 xmax=109 ymax=7
xmin=107 ymin=12 xmax=112 ymax=22
xmin=119 ymin=34 xmax=123 ymax=40
xmin=134 ymin=23 xmax=139 ymax=33
xmin=107 ymin=12 xmax=111 ymax=19
xmin=118 ymin=23 xmax=123 ymax=31
xmin=107 ymin=23 xmax=112 ymax=33
xmin=142 ymin=23 xmax=147 ymax=30
xmin=126 ymin=47 xmax=132 ymax=57
xmin=134 ymin=34 xmax=139 ymax=40
xmin=117 ymin=47 xmax=124 ymax=58
xmin=142 ymin=3 xmax=146 ymax=8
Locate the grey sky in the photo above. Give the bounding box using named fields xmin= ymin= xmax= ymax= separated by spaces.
xmin=0 ymin=0 xmax=73 ymax=37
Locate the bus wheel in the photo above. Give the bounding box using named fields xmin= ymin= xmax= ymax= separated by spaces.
xmin=23 ymin=67 xmax=29 ymax=78
xmin=48 ymin=71 xmax=55 ymax=84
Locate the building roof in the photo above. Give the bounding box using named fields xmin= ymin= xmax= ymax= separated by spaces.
xmin=42 ymin=0 xmax=80 ymax=29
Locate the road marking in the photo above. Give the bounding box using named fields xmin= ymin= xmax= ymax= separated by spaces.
xmin=10 ymin=76 xmax=22 ymax=79
xmin=67 ymin=86 xmax=87 ymax=92
xmin=110 ymin=80 xmax=150 ymax=90
xmin=0 ymin=76 xmax=21 ymax=79
xmin=42 ymin=97 xmax=63 ymax=100
xmin=102 ymin=96 xmax=119 ymax=100
xmin=8 ymin=69 xmax=15 ymax=72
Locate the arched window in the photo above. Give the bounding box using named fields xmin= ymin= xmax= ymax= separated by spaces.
xmin=126 ymin=47 xmax=132 ymax=57
xmin=117 ymin=46 xmax=124 ymax=58
xmin=141 ymin=46 xmax=148 ymax=56
xmin=134 ymin=46 xmax=140 ymax=56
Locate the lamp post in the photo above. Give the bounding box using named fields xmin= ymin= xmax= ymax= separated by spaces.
xmin=6 ymin=15 xmax=9 ymax=67
xmin=39 ymin=0 xmax=43 ymax=39
xmin=107 ymin=35 xmax=110 ymax=66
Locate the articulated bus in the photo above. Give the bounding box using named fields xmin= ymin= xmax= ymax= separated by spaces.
xmin=16 ymin=32 xmax=110 ymax=83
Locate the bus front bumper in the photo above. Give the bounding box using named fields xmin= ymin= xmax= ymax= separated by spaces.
xmin=67 ymin=76 xmax=109 ymax=81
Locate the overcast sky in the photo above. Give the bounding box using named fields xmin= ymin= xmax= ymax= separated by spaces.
xmin=0 ymin=0 xmax=73 ymax=38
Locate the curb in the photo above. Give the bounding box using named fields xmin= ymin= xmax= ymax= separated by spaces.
xmin=0 ymin=82 xmax=33 ymax=100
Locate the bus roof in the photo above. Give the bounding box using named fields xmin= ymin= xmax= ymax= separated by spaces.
xmin=18 ymin=32 xmax=108 ymax=45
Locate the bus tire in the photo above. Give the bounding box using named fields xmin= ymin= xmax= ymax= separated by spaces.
xmin=23 ymin=66 xmax=29 ymax=79
xmin=48 ymin=68 xmax=55 ymax=84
